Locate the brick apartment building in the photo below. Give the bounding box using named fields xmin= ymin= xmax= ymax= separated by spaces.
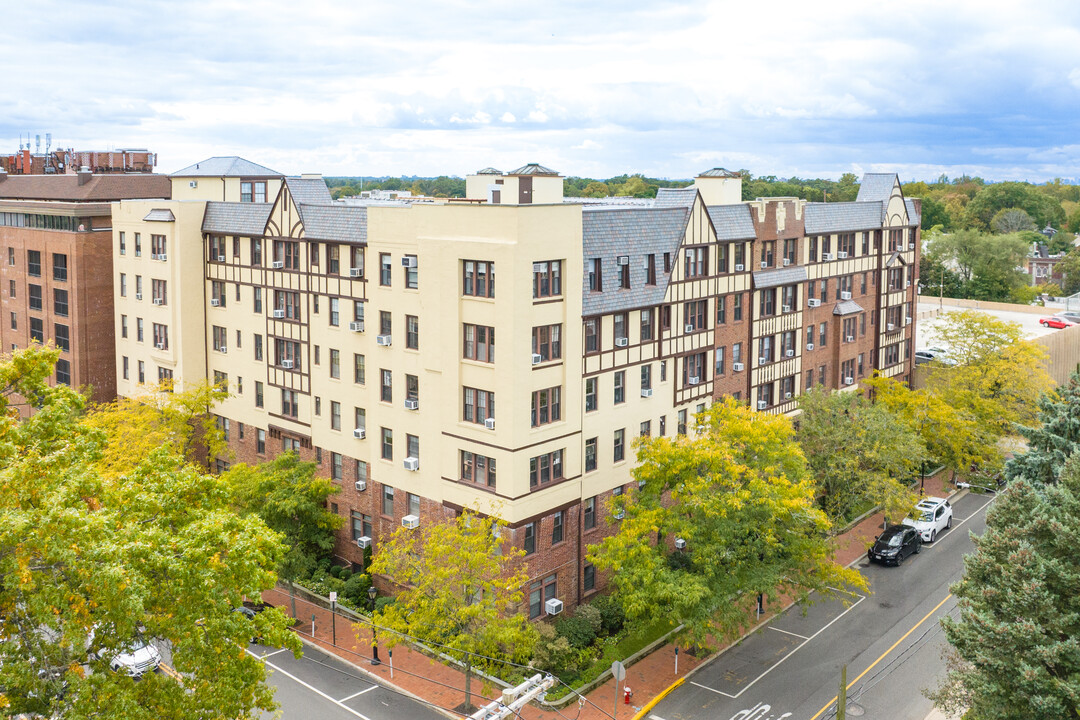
xmin=113 ymin=162 xmax=920 ymax=617
xmin=0 ymin=168 xmax=170 ymax=402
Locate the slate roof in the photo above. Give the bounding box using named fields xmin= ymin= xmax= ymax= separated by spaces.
xmin=654 ymin=187 xmax=697 ymax=208
xmin=753 ymin=266 xmax=808 ymax=289
xmin=833 ymin=299 xmax=865 ymax=316
xmin=170 ymin=156 xmax=282 ymax=177
xmin=202 ymin=202 xmax=272 ymax=236
xmin=507 ymin=163 xmax=560 ymax=176
xmin=0 ymin=174 xmax=171 ymax=202
xmin=707 ymin=204 xmax=757 ymax=241
xmin=804 ymin=202 xmax=883 ymax=234
xmin=143 ymin=209 xmax=175 ymax=222
xmin=581 ymin=206 xmax=688 ymax=316
xmin=697 ymin=167 xmax=740 ymax=178
xmin=297 ymin=204 xmax=367 ymax=244
xmin=855 ymin=173 xmax=896 ymax=204
xmin=286 ymin=177 xmax=333 ymax=206
xmin=905 ymin=199 xmax=921 ymax=227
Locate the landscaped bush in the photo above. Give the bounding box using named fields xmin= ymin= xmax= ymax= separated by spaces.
xmin=374 ymin=595 xmax=396 ymax=613
xmin=343 ymin=573 xmax=371 ymax=606
xmin=576 ymin=604 xmax=603 ymax=637
xmin=339 ymin=567 xmax=353 ymax=582
xmin=591 ymin=594 xmax=625 ymax=635
xmin=328 ymin=564 xmax=343 ymax=579
xmin=532 ymin=622 xmax=582 ymax=675
xmin=555 ymin=615 xmax=597 ymax=649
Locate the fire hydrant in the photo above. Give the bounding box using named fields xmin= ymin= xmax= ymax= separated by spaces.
xmin=624 ymin=686 xmax=633 ymax=704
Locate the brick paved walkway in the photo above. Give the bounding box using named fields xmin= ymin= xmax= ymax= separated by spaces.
xmin=263 ymin=470 xmax=957 ymax=720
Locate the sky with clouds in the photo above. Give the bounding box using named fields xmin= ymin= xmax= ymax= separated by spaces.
xmin=4 ymin=0 xmax=1080 ymax=181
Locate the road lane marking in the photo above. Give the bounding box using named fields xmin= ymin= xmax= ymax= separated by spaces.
xmin=690 ymin=681 xmax=736 ymax=697
xmin=259 ymin=648 xmax=289 ymax=659
xmin=768 ymin=626 xmax=809 ymax=640
xmin=246 ymin=648 xmax=372 ymax=720
xmin=807 ymin=593 xmax=954 ymax=720
xmin=338 ymin=685 xmax=378 ymax=702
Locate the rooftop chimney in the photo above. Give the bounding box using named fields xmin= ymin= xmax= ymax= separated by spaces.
xmin=77 ymin=166 xmax=92 ymax=186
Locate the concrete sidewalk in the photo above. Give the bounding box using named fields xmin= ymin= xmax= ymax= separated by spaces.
xmin=263 ymin=470 xmax=960 ymax=720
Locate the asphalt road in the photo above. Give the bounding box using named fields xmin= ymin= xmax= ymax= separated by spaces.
xmin=649 ymin=491 xmax=996 ymax=720
xmin=253 ymin=641 xmax=449 ymax=720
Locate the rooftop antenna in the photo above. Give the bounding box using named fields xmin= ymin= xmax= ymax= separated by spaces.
xmin=18 ymin=134 xmax=23 ymax=151
xmin=45 ymin=133 xmax=51 ymax=155
xmin=35 ymin=135 xmax=41 ymax=154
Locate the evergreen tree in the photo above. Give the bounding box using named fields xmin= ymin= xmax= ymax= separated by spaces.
xmin=1005 ymin=371 xmax=1080 ymax=487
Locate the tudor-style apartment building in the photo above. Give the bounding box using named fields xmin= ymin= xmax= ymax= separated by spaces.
xmin=113 ymin=160 xmax=920 ymax=616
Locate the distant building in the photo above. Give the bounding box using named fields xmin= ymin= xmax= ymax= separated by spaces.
xmin=0 ymin=147 xmax=157 ymax=175
xmin=1027 ymin=242 xmax=1066 ymax=287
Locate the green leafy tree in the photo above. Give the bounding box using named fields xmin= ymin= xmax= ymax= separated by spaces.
xmin=918 ymin=196 xmax=952 ymax=230
xmin=964 ymin=182 xmax=1064 ymax=230
xmin=926 ymin=230 xmax=1029 ymax=301
xmin=581 ymin=181 xmax=611 ymax=198
xmin=990 ymin=208 xmax=1036 ymax=234
xmin=1005 ymin=371 xmax=1080 ymax=487
xmin=589 ymin=398 xmax=866 ymax=647
xmin=1056 ymin=249 xmax=1080 ymax=294
xmin=797 ymin=389 xmax=925 ymax=523
xmin=932 ymin=458 xmax=1080 ymax=719
xmin=369 ymin=511 xmax=537 ymax=710
xmin=0 ymin=346 xmax=299 ymax=718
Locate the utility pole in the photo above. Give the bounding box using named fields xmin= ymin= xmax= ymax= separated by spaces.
xmin=837 ymin=664 xmax=847 ymax=720
xmin=469 ymin=674 xmax=557 ymax=720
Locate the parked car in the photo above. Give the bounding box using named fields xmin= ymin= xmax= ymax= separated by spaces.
xmin=867 ymin=525 xmax=922 ymax=566
xmin=1057 ymin=311 xmax=1080 ymax=323
xmin=88 ymin=628 xmax=162 ymax=678
xmin=915 ymin=347 xmax=955 ymax=366
xmin=1040 ymin=315 xmax=1076 ymax=329
xmin=902 ymin=496 xmax=953 ymax=542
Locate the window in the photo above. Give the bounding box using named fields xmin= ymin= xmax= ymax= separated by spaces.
xmin=330 ymin=349 xmax=340 ymax=379
xmin=354 ymin=353 xmax=366 ymax=384
xmin=584 ymin=497 xmax=597 ymax=529
xmin=136 ymin=275 xmax=143 ymax=300
xmin=28 ymin=284 xmax=42 ymax=311
xmin=381 ymin=428 xmax=393 ymax=461
xmin=585 ymin=437 xmax=597 ymax=472
xmin=661 ymin=305 xmax=671 ymax=331
xmin=613 ymin=429 xmax=625 ymax=462
xmin=782 ymin=330 xmax=796 ymax=357
xmin=759 ymin=288 xmax=776 ymax=317
xmin=7 ymin=279 xmax=13 ymax=298
xmin=683 ymin=352 xmax=706 ymax=387
xmin=718 ymin=243 xmax=729 ymax=274
xmin=330 ymin=401 xmax=341 ymax=431
xmin=531 ymin=386 xmax=562 ymax=426
xmin=661 ymin=359 xmax=667 ymax=382
xmin=613 ymin=371 xmax=625 ymax=404
xmin=618 ymin=258 xmax=630 ymax=289
xmin=281 ymin=389 xmax=298 ymax=417
xmin=613 ymin=312 xmax=628 ymax=343
xmin=587 ymin=258 xmax=603 ymax=292
xmin=210 ymin=280 xmax=225 ymax=307
xmin=858 ymin=353 xmax=865 ymax=377
xmin=137 ymin=318 xmax=144 ymax=343
xmin=715 ymin=346 xmax=725 ymax=375
xmin=152 ymin=323 xmax=168 ymax=350
xmin=819 ymin=322 xmax=828 ymax=347
xmin=327 ymin=245 xmax=340 ymax=275
xmin=585 ymin=377 xmax=597 ymax=412
xmin=122 ymin=356 xmax=129 ymax=380
xmin=460 ymin=451 xmax=497 ymax=487
xmin=407 ymin=491 xmax=420 ymax=517
xmin=583 ymin=563 xmax=596 ymax=592
xmin=255 ymin=381 xmax=264 ymax=408
xmin=250 ymin=238 xmax=263 ymax=266
xmin=274 ymin=290 xmax=300 ymax=320
xmin=118 ymin=233 xmax=126 ymax=256
xmin=684 ymin=300 xmax=706 ymax=331
xmin=137 ymin=361 xmax=145 ymax=384
xmin=351 ymin=511 xmax=372 ymax=542
xmin=551 ymin=511 xmax=564 ymax=544
xmin=403 ymin=255 xmax=418 ymax=289
xmin=716 ymin=296 xmax=726 ymax=325
xmin=819 ymin=364 xmax=827 ymax=386
xmin=784 ymin=238 xmax=797 ymax=265
xmin=759 ymin=335 xmax=773 ymax=364
xmin=584 ymin=317 xmax=600 ymax=354
xmin=641 ymin=364 xmax=652 ymax=391
xmin=463 ymin=387 xmax=495 ymax=423
xmin=640 ymin=309 xmax=654 ymax=341
xmin=528 ymin=449 xmax=564 ymax=487
xmin=150 ymin=234 xmax=166 ymax=258
xmin=842 ymin=358 xmax=857 ymax=383
xmin=684 ymin=246 xmax=707 ymax=277
xmin=532 ymin=260 xmax=562 ymax=299
xmin=677 ymin=409 xmax=687 ymax=435
xmin=52 ymin=253 xmax=68 ymax=282
xmin=380 ymin=253 xmax=392 ymax=285
xmin=781 ymin=285 xmax=797 ymax=312
xmin=839 ymin=233 xmax=855 ymax=257
xmin=240 ymin=181 xmax=266 ymax=203
xmin=151 ymin=279 xmax=166 ymax=306
xmin=329 ymin=298 xmax=339 ymax=327
xmin=381 ymin=369 xmax=392 ymax=402
xmin=406 ymin=315 xmax=418 ymax=349
xmin=733 ymin=293 xmax=743 ymax=321
xmin=532 ymin=324 xmax=563 ymax=363
xmin=819 ymin=280 xmax=828 ymax=302
xmin=640 ymin=420 xmax=651 ymax=437
xmin=8 ymin=312 xmax=15 ymax=330
xmin=462 ymin=260 xmax=495 ymax=298
xmin=354 ymin=407 xmax=366 ymax=434
xmin=254 ymin=334 xmax=263 ymax=361
xmin=380 ymin=311 xmax=391 ymax=336
xmin=843 ymin=317 xmax=857 ymax=341
xmin=757 ymin=382 xmax=774 ymax=408
xmin=356 ymin=460 xmax=369 ymax=483
xmin=646 ymin=254 xmax=657 ymax=285
xmin=524 ymin=523 xmax=536 ymax=555
xmin=382 ymin=484 xmax=395 ymax=515
xmin=888 ymin=229 xmax=903 ymax=253
xmin=351 ymin=247 xmax=364 ymax=278
xmin=406 ymin=374 xmax=419 ymax=402
xmin=210 ymin=236 xmax=227 ymax=262
xmin=54 ymin=324 xmax=69 ymax=352
xmin=733 ymin=342 xmax=743 ymax=366
xmin=463 ymin=324 xmax=495 ymax=362
xmin=27 ymin=250 xmax=41 ymax=277
xmin=760 ymin=241 xmax=774 ymax=268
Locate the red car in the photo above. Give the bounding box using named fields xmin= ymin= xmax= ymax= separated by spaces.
xmin=1040 ymin=316 xmax=1076 ymax=329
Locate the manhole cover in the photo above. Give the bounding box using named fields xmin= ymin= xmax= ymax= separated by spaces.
xmin=846 ymin=701 xmax=865 ymax=716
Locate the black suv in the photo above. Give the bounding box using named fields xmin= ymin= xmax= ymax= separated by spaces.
xmin=867 ymin=525 xmax=922 ymax=566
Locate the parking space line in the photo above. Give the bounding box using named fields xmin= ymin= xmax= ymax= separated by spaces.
xmin=259 ymin=648 xmax=289 ymax=659
xmin=246 ymin=648 xmax=372 ymax=720
xmin=689 ymin=681 xmax=736 ymax=698
xmin=768 ymin=626 xmax=809 ymax=640
xmin=338 ymin=685 xmax=378 ymax=702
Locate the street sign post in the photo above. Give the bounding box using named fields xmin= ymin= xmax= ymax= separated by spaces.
xmin=611 ymin=660 xmax=626 ymax=718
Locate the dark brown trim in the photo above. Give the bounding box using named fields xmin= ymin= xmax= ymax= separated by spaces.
xmin=440 ymin=428 xmax=581 ymax=453
xmin=532 ymin=297 xmax=564 ymax=306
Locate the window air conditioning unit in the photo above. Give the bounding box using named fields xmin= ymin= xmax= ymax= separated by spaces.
xmin=376 ymin=334 xmax=392 ymax=346
xmin=531 ymin=353 xmax=543 ymax=365
xmin=216 ymin=254 xmax=225 ymax=262
xmin=759 ymin=357 xmax=768 ymax=366
xmin=545 ymin=598 xmax=564 ymax=616
xmin=401 ymin=513 xmax=419 ymax=528
xmin=350 ymin=268 xmax=362 ymax=277
xmin=484 ymin=417 xmax=496 ymax=430
xmin=281 ymin=359 xmax=293 ymax=368
xmin=218 ymin=346 xmax=227 ymax=354
xmin=688 ymin=376 xmax=700 ymax=385
xmin=684 ymin=324 xmax=694 ymax=333
xmin=354 ymin=479 xmax=367 ymax=492
xmin=785 ymin=391 xmax=792 ymax=399
xmin=757 ymin=400 xmax=768 ymax=410
xmin=674 ymin=538 xmax=686 ymax=550
xmin=908 ymin=243 xmax=915 ymax=250
xmin=733 ymin=362 xmax=744 ymax=372
xmin=786 ymin=349 xmax=794 ymax=357
xmin=210 ymin=298 xmax=220 ymax=306
xmin=155 ymin=342 xmax=165 ymax=350
xmin=272 ymin=309 xmax=288 ymax=320
xmin=403 ymin=457 xmax=419 ymax=472
xmin=189 ymin=181 xmax=198 ymax=189
xmin=905 ymin=281 xmax=911 ymax=287
xmin=806 ymin=343 xmax=815 ymax=351
xmin=272 ymin=261 xmax=284 ymax=269
xmin=349 ymin=321 xmax=364 ymax=332
xmin=760 ymin=261 xmax=768 ymax=268
xmin=808 ymin=298 xmax=821 ymax=308
xmin=783 ymin=258 xmax=792 ymax=266
xmin=401 ymin=256 xmax=417 ymax=268
xmin=617 ymin=256 xmax=629 ymax=266
xmin=613 ymin=510 xmax=625 ymax=520
xmin=615 ymin=337 xmax=629 ymax=347
xmin=840 ymin=291 xmax=852 ymax=300
xmin=838 ymin=251 xmax=849 ymax=259
xmin=356 ymin=536 xmax=371 ymax=549
xmin=532 ymin=262 xmax=544 ymax=273
xmin=158 ymin=254 xmax=167 ymax=261
xmin=846 ymin=335 xmax=854 ymax=342
xmin=641 ymin=388 xmax=653 ymax=398
xmin=353 ymin=428 xmax=366 ymax=439
xmin=906 ymin=316 xmax=912 ymax=324
xmin=844 ymin=376 xmax=854 ymax=385
xmin=153 ymin=298 xmax=163 ymax=305
xmin=823 ymin=252 xmax=834 ymax=261
xmin=782 ymin=305 xmax=791 ymax=313
xmin=887 ymin=323 xmax=896 ymax=331
xmin=404 ymin=398 xmax=419 ymax=410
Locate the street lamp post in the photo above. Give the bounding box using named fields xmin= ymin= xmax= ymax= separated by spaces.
xmin=368 ymin=586 xmax=381 ymax=665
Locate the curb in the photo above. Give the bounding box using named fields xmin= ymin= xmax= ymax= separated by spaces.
xmin=631 ymin=677 xmax=684 ymax=720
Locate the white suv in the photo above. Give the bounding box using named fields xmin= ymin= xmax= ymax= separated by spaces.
xmin=902 ymin=497 xmax=953 ymax=543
